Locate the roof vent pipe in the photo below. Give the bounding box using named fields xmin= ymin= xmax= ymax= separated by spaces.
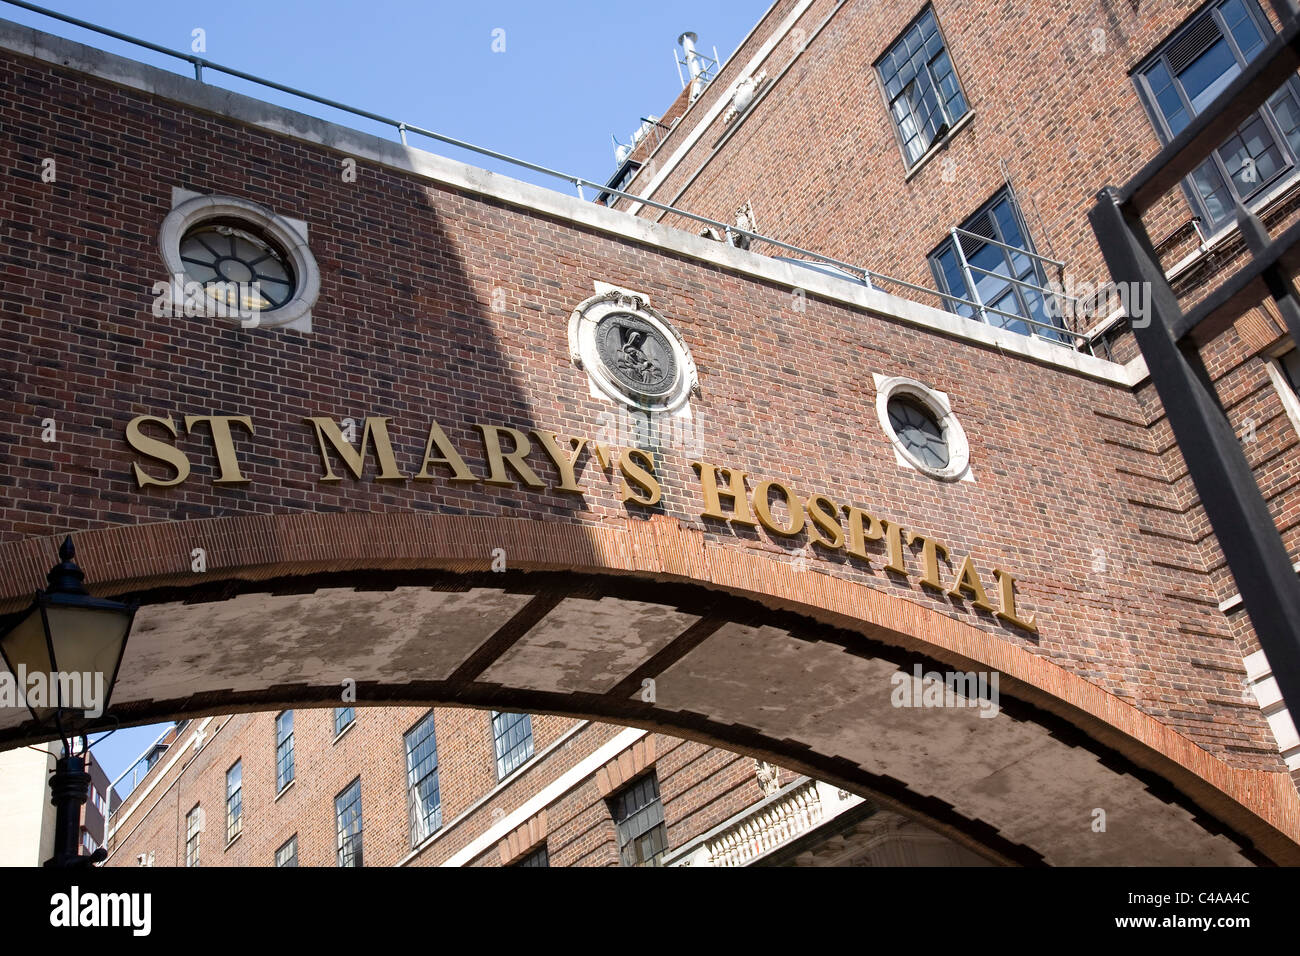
xmin=679 ymin=32 xmax=705 ymax=102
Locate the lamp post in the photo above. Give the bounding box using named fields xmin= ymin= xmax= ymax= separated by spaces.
xmin=0 ymin=536 xmax=136 ymax=868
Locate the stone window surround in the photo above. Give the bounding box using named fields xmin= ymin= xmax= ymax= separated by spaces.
xmin=873 ymin=374 xmax=973 ymax=482
xmin=159 ymin=188 xmax=319 ymax=332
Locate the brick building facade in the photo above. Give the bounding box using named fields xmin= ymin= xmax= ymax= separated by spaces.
xmin=2 ymin=0 xmax=1300 ymax=866
xmin=104 ymin=708 xmax=988 ymax=867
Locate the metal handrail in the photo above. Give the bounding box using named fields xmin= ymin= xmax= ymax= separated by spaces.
xmin=106 ymin=719 xmax=183 ymax=808
xmin=0 ymin=0 xmax=1093 ymax=352
xmin=951 ymin=225 xmax=1067 ymax=270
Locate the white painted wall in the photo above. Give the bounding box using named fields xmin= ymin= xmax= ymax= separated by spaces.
xmin=0 ymin=742 xmax=56 ymax=866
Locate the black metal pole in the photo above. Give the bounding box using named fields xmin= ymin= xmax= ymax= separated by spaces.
xmin=1090 ymin=186 xmax=1300 ymax=720
xmin=43 ymin=751 xmax=91 ymax=868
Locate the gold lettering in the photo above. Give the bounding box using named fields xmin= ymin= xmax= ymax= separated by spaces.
xmin=905 ymin=529 xmax=950 ymax=591
xmin=304 ymin=416 xmax=406 ymax=483
xmin=993 ymin=568 xmax=1038 ymax=633
xmin=412 ymin=420 xmax=477 ymax=482
xmin=532 ymin=430 xmax=588 ymax=494
xmin=183 ymin=415 xmax=254 ymax=484
xmin=692 ymin=461 xmax=756 ymax=526
xmin=806 ymin=495 xmax=845 ymax=551
xmin=619 ymin=448 xmax=661 ymax=506
xmin=881 ymin=520 xmax=907 ymax=574
xmin=752 ymin=479 xmax=805 ymax=537
xmin=842 ymin=505 xmax=884 ymax=562
xmin=125 ymin=415 xmax=190 ymax=488
xmin=947 ymin=555 xmax=996 ymax=612
xmin=476 ymin=424 xmax=545 ymax=489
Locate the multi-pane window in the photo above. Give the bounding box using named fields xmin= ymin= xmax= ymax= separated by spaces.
xmin=876 ymin=7 xmax=968 ymax=166
xmin=275 ymin=835 xmax=298 ymax=868
xmin=335 ymin=778 xmax=363 ymax=867
xmin=491 ymin=711 xmax=534 ymax=780
xmin=226 ymin=760 xmax=242 ymax=842
xmin=185 ymin=804 xmax=201 ymax=867
xmin=609 ymin=772 xmax=668 ymax=867
xmin=275 ymin=710 xmax=294 ymax=792
xmin=333 ymin=707 xmax=355 ymax=737
xmin=929 ymin=187 xmax=1067 ymax=341
xmin=512 ymin=844 xmax=550 ymax=867
xmin=81 ymin=829 xmax=97 ymax=853
xmin=1136 ymin=0 xmax=1300 ymax=229
xmin=404 ymin=712 xmax=442 ymax=846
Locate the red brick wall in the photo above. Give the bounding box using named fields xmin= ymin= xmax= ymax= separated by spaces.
xmin=0 ymin=20 xmax=1289 ymax=785
xmin=107 ymin=711 xmax=787 ymax=868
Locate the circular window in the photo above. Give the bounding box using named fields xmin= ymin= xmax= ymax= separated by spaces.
xmin=179 ymin=222 xmax=295 ymax=312
xmin=887 ymin=395 xmax=950 ymax=470
xmin=569 ymin=290 xmax=698 ymax=413
xmin=159 ymin=194 xmax=320 ymax=330
xmin=874 ymin=376 xmax=971 ymax=481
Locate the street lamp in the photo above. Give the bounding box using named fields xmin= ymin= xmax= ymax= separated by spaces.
xmin=0 ymin=536 xmax=136 ymax=868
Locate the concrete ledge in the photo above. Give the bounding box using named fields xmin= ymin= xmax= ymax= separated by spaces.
xmin=0 ymin=16 xmax=1133 ymax=386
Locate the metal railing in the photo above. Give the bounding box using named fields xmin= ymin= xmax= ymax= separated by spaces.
xmin=106 ymin=719 xmax=184 ymax=811
xmin=1 ymin=0 xmax=1093 ymax=352
xmin=944 ymin=225 xmax=1080 ymax=341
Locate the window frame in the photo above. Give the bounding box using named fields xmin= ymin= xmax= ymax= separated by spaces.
xmin=511 ymin=844 xmax=550 ymax=868
xmin=333 ymin=706 xmax=355 ymax=739
xmin=275 ymin=834 xmax=298 ymax=868
xmin=185 ymin=804 xmax=201 ymax=868
xmin=1266 ymin=344 xmax=1300 ymax=438
xmin=490 ymin=710 xmax=535 ymax=781
xmin=335 ymin=777 xmax=364 ymax=868
xmin=608 ymin=771 xmax=669 ymax=867
xmin=275 ymin=710 xmax=294 ymax=793
xmin=927 ymin=185 xmax=1067 ymax=341
xmin=873 ymin=5 xmax=972 ymax=171
xmin=225 ymin=759 xmax=242 ymax=844
xmin=404 ymin=710 xmax=442 ymax=847
xmin=1133 ymin=0 xmax=1300 ymax=231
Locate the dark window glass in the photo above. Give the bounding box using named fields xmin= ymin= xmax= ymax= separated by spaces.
xmin=333 ymin=707 xmax=355 ymax=737
xmin=512 ymin=844 xmax=550 ymax=867
xmin=929 ymin=187 xmax=1067 ymax=341
xmin=1281 ymin=348 xmax=1300 ymax=393
xmin=1137 ymin=0 xmax=1300 ymax=228
xmin=609 ymin=773 xmax=668 ymax=867
xmin=275 ymin=835 xmax=298 ymax=867
xmin=226 ymin=760 xmax=242 ymax=842
xmin=877 ymin=8 xmax=968 ymax=165
xmin=275 ymin=710 xmax=294 ymax=791
xmin=491 ymin=711 xmax=534 ymax=780
xmin=405 ymin=713 xmax=442 ymax=846
xmin=335 ymin=778 xmax=363 ymax=867
xmin=887 ymin=397 xmax=950 ymax=469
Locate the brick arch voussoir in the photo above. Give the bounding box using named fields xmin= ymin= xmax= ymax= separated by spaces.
xmin=1 ymin=511 xmax=1298 ymax=861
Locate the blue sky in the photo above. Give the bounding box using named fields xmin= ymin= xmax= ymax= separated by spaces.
xmin=5 ymin=0 xmax=773 ymax=783
xmin=3 ymin=0 xmax=774 ymax=192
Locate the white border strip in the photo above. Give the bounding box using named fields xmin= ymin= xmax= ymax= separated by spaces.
xmin=625 ymin=0 xmax=815 ymax=214
xmin=105 ymin=716 xmax=214 ymax=842
xmin=437 ymin=727 xmax=647 ymax=868
xmin=0 ymin=18 xmax=1132 ymax=386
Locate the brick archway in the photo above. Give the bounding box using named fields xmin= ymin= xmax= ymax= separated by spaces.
xmin=1 ymin=513 xmax=1297 ymax=866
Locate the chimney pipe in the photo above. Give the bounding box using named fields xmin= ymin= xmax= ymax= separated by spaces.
xmin=679 ymin=32 xmax=705 ymax=102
